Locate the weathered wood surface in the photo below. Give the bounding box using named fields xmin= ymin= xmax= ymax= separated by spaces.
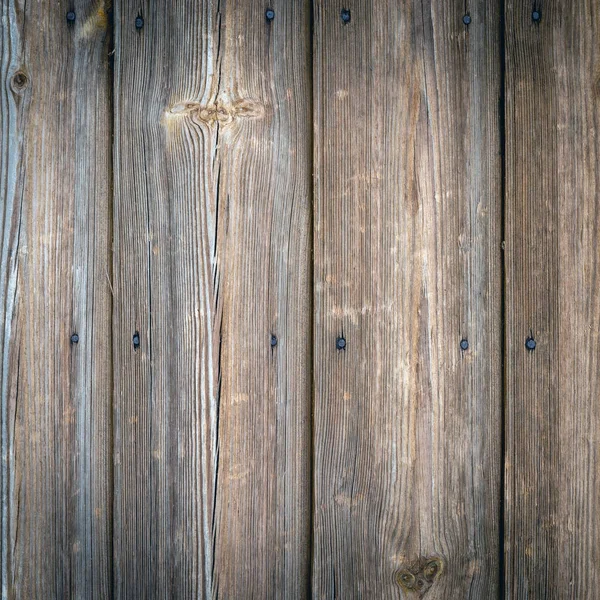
xmin=313 ymin=1 xmax=503 ymax=597
xmin=504 ymin=2 xmax=600 ymax=597
xmin=113 ymin=0 xmax=312 ymax=598
xmin=4 ymin=0 xmax=600 ymax=597
xmin=0 ymin=1 xmax=113 ymax=598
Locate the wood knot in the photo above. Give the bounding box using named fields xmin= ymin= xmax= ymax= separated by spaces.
xmin=396 ymin=557 xmax=443 ymax=597
xmin=167 ymin=97 xmax=265 ymax=126
xmin=11 ymin=71 xmax=28 ymax=93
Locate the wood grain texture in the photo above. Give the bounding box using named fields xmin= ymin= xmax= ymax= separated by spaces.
xmin=504 ymin=2 xmax=600 ymax=597
xmin=0 ymin=1 xmax=113 ymax=598
xmin=313 ymin=1 xmax=502 ymax=597
xmin=8 ymin=0 xmax=600 ymax=596
xmin=112 ymin=1 xmax=312 ymax=598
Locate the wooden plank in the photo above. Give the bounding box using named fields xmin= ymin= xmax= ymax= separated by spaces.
xmin=312 ymin=1 xmax=502 ymax=597
xmin=504 ymin=2 xmax=600 ymax=596
xmin=112 ymin=1 xmax=312 ymax=597
xmin=0 ymin=1 xmax=113 ymax=598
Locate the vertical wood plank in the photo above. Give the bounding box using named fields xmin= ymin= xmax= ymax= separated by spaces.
xmin=0 ymin=1 xmax=113 ymax=597
xmin=505 ymin=2 xmax=600 ymax=596
xmin=313 ymin=1 xmax=502 ymax=597
xmin=112 ymin=1 xmax=312 ymax=597
xmin=210 ymin=3 xmax=313 ymax=597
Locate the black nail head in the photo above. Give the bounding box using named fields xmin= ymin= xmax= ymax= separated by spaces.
xmin=460 ymin=339 xmax=469 ymax=351
xmin=66 ymin=11 xmax=76 ymax=23
xmin=525 ymin=337 xmax=536 ymax=351
xmin=135 ymin=16 xmax=144 ymax=29
xmin=336 ymin=337 xmax=346 ymax=350
xmin=341 ymin=9 xmax=351 ymax=23
xmin=133 ymin=332 xmax=140 ymax=349
xmin=70 ymin=333 xmax=79 ymax=344
xmin=532 ymin=10 xmax=541 ymax=22
xmin=270 ymin=334 xmax=278 ymax=347
xmin=463 ymin=14 xmax=471 ymax=25
xmin=265 ymin=8 xmax=275 ymax=21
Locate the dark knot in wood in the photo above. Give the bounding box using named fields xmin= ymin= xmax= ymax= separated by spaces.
xmin=396 ymin=557 xmax=444 ymax=596
xmin=11 ymin=71 xmax=28 ymax=92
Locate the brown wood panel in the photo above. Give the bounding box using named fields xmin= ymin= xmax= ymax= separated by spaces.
xmin=504 ymin=2 xmax=600 ymax=596
xmin=0 ymin=1 xmax=113 ymax=598
xmin=112 ymin=1 xmax=312 ymax=598
xmin=313 ymin=1 xmax=502 ymax=597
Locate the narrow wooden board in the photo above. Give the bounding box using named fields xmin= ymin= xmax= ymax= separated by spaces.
xmin=0 ymin=1 xmax=113 ymax=597
xmin=313 ymin=1 xmax=503 ymax=597
xmin=112 ymin=1 xmax=312 ymax=597
xmin=504 ymin=2 xmax=600 ymax=595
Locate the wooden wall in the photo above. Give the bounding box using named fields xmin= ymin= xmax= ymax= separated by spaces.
xmin=0 ymin=0 xmax=598 ymax=598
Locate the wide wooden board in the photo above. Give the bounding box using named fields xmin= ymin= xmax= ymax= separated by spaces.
xmin=504 ymin=1 xmax=600 ymax=596
xmin=112 ymin=1 xmax=312 ymax=597
xmin=0 ymin=1 xmax=113 ymax=597
xmin=313 ymin=1 xmax=503 ymax=597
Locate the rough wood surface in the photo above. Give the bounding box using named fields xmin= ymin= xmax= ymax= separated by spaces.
xmin=312 ymin=1 xmax=503 ymax=597
xmin=504 ymin=2 xmax=600 ymax=597
xmin=5 ymin=0 xmax=600 ymax=597
xmin=112 ymin=0 xmax=312 ymax=597
xmin=0 ymin=1 xmax=113 ymax=598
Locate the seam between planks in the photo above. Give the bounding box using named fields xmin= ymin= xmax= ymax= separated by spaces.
xmin=309 ymin=1 xmax=316 ymax=598
xmin=107 ymin=3 xmax=116 ymax=599
xmin=499 ymin=0 xmax=507 ymax=598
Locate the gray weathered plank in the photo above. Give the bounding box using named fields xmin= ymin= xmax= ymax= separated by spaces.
xmin=112 ymin=1 xmax=312 ymax=597
xmin=0 ymin=1 xmax=113 ymax=597
xmin=504 ymin=1 xmax=600 ymax=596
xmin=313 ymin=1 xmax=503 ymax=597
